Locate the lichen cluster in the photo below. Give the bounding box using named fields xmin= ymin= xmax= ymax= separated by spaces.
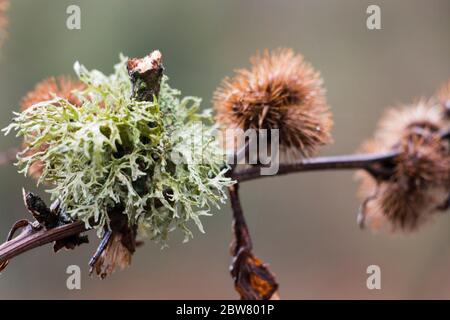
xmin=4 ymin=56 xmax=234 ymax=243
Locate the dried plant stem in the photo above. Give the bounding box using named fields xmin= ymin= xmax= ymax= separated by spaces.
xmin=228 ymin=183 xmax=279 ymax=300
xmin=1 ymin=125 xmax=449 ymax=295
xmin=229 ymin=184 xmax=252 ymax=252
xmin=233 ymin=127 xmax=450 ymax=183
xmin=226 ymin=150 xmax=400 ymax=299
xmin=232 ymin=128 xmax=450 ymax=182
xmin=0 ymin=221 xmax=85 ymax=268
xmin=0 ymin=150 xmax=398 ymax=281
xmin=233 ymin=151 xmax=399 ymax=182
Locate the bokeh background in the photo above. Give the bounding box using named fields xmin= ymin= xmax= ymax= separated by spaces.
xmin=0 ymin=0 xmax=450 ymax=299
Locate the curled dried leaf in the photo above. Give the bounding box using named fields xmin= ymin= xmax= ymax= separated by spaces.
xmin=90 ymin=232 xmax=133 ymax=279
xmin=231 ymin=248 xmax=279 ymax=300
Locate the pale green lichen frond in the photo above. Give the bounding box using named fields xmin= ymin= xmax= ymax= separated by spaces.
xmin=3 ymin=55 xmax=234 ymax=243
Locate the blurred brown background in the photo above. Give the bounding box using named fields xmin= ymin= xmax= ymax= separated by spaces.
xmin=0 ymin=0 xmax=450 ymax=299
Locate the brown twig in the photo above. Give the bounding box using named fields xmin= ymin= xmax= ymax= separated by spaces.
xmin=88 ymin=229 xmax=112 ymax=273
xmin=229 ymin=184 xmax=252 ymax=253
xmin=0 ymin=191 xmax=89 ymax=271
xmin=0 ymin=148 xmax=414 ymax=291
xmin=232 ymin=150 xmax=399 ymax=182
xmin=232 ymin=127 xmax=450 ymax=183
xmin=227 ymin=150 xmax=397 ymax=300
xmin=127 ymin=50 xmax=164 ymax=102
xmin=0 ymin=221 xmax=86 ymax=270
xmin=228 ymin=183 xmax=279 ymax=300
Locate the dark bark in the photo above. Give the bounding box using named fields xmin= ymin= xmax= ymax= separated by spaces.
xmin=228 ymin=184 xmax=279 ymax=300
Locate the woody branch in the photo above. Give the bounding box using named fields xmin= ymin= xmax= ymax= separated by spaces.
xmin=0 ymin=146 xmax=415 ymax=273
xmin=232 ymin=127 xmax=450 ymax=183
xmin=0 ymin=126 xmax=449 ymax=277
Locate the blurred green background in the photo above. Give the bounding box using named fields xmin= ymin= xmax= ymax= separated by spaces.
xmin=0 ymin=0 xmax=450 ymax=299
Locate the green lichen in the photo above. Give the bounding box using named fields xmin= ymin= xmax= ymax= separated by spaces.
xmin=3 ymin=55 xmax=234 ymax=243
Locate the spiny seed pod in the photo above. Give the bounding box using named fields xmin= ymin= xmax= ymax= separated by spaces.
xmin=20 ymin=76 xmax=85 ymax=179
xmin=356 ymin=102 xmax=450 ymax=232
xmin=21 ymin=76 xmax=85 ymax=111
xmin=213 ymin=48 xmax=333 ymax=158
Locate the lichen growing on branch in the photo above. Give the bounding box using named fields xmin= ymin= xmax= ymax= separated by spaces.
xmin=3 ymin=55 xmax=234 ymax=244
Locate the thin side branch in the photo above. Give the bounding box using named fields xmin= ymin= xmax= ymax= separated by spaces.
xmin=0 ymin=221 xmax=86 ymax=269
xmin=228 ymin=184 xmax=279 ymax=300
xmin=233 ymin=150 xmax=399 ymax=182
xmin=0 ymin=150 xmax=401 ymax=279
xmin=229 ymin=184 xmax=252 ymax=253
xmin=232 ymin=127 xmax=450 ymax=183
xmin=127 ymin=50 xmax=164 ymax=102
